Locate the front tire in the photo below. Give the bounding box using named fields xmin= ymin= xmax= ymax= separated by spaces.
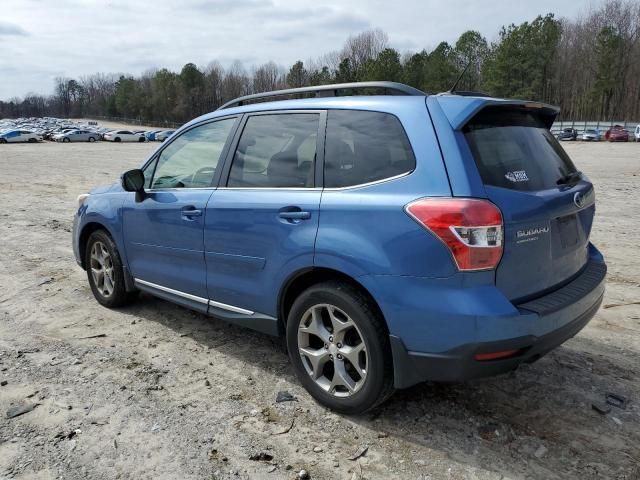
xmin=85 ymin=230 xmax=138 ymax=308
xmin=138 ymin=136 xmax=145 ymax=142
xmin=63 ymin=137 xmax=70 ymax=143
xmin=286 ymin=281 xmax=394 ymax=414
xmin=88 ymin=137 xmax=96 ymax=142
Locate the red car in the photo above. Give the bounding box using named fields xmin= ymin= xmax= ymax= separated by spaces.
xmin=605 ymin=125 xmax=629 ymax=142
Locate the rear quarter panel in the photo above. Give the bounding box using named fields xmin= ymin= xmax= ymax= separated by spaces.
xmin=315 ymin=100 xmax=454 ymax=278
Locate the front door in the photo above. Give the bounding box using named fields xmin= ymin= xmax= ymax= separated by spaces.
xmin=122 ymin=117 xmax=238 ymax=304
xmin=204 ymin=112 xmax=324 ymax=322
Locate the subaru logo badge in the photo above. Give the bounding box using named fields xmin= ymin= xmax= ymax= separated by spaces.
xmin=574 ymin=192 xmax=585 ymax=209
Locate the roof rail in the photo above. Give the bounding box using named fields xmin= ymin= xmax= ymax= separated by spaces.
xmin=438 ymin=90 xmax=492 ymax=98
xmin=217 ymin=81 xmax=425 ymax=110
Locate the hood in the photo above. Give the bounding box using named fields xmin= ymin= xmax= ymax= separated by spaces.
xmin=89 ymin=182 xmax=123 ymax=195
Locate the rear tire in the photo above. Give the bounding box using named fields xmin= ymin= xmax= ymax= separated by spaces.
xmin=114 ymin=137 xmax=121 ymax=143
xmin=28 ymin=138 xmax=37 ymax=143
xmin=0 ymin=138 xmax=6 ymax=144
xmin=85 ymin=230 xmax=138 ymax=308
xmin=138 ymin=136 xmax=145 ymax=142
xmin=88 ymin=137 xmax=96 ymax=142
xmin=63 ymin=137 xmax=70 ymax=143
xmin=286 ymin=281 xmax=394 ymax=414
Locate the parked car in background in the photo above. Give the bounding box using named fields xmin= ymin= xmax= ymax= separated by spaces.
xmin=605 ymin=125 xmax=629 ymax=142
xmin=43 ymin=129 xmax=61 ymax=140
xmin=634 ymin=125 xmax=640 ymax=142
xmin=145 ymin=130 xmax=163 ymax=141
xmin=103 ymin=130 xmax=146 ymax=142
xmin=155 ymin=130 xmax=175 ymax=142
xmin=558 ymin=128 xmax=578 ymax=141
xmin=55 ymin=130 xmax=101 ymax=142
xmin=73 ymin=82 xmax=607 ymax=413
xmin=0 ymin=129 xmax=43 ymax=143
xmin=0 ymin=117 xmax=111 ymax=141
xmin=95 ymin=128 xmax=112 ymax=139
xmin=582 ymin=129 xmax=601 ymax=141
xmin=51 ymin=128 xmax=80 ymax=141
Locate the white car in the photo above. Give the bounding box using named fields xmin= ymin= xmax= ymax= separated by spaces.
xmin=635 ymin=125 xmax=640 ymax=142
xmin=103 ymin=130 xmax=146 ymax=143
xmin=0 ymin=130 xmax=43 ymax=143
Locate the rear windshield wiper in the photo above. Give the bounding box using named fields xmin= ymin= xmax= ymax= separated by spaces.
xmin=557 ymin=171 xmax=582 ymax=185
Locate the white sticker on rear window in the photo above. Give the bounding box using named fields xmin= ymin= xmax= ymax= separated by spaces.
xmin=504 ymin=170 xmax=529 ymax=183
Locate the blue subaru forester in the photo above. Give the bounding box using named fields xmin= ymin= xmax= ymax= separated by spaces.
xmin=73 ymin=82 xmax=606 ymax=413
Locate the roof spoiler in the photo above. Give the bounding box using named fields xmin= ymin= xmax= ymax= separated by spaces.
xmin=434 ymin=95 xmax=560 ymax=130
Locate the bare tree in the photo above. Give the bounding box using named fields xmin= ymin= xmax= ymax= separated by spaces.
xmin=340 ymin=28 xmax=389 ymax=72
xmin=203 ymin=61 xmax=225 ymax=110
xmin=221 ymin=61 xmax=250 ymax=103
xmin=252 ymin=62 xmax=284 ymax=93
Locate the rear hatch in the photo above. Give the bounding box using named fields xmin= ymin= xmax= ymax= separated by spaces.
xmin=463 ymin=106 xmax=595 ymax=302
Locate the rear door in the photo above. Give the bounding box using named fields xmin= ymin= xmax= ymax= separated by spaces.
xmin=204 ymin=111 xmax=324 ymax=320
xmin=462 ymin=106 xmax=595 ymax=301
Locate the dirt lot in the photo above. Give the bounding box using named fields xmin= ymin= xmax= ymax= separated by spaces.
xmin=0 ymin=140 xmax=638 ymax=480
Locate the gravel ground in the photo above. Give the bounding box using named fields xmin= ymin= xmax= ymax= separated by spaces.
xmin=0 ymin=140 xmax=638 ymax=480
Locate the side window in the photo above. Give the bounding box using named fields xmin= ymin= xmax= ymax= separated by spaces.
xmin=324 ymin=110 xmax=416 ymax=188
xmin=228 ymin=113 xmax=319 ymax=188
xmin=150 ymin=118 xmax=235 ymax=189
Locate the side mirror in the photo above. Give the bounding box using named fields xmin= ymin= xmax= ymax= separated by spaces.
xmin=121 ymin=169 xmax=145 ymax=193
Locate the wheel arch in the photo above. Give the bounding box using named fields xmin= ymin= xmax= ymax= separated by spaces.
xmin=78 ymin=221 xmax=113 ymax=270
xmin=278 ymin=267 xmax=388 ymax=334
xmin=78 ymin=220 xmax=136 ymax=293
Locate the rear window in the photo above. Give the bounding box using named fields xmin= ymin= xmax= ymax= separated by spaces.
xmin=324 ymin=110 xmax=415 ymax=188
xmin=463 ymin=108 xmax=577 ymax=191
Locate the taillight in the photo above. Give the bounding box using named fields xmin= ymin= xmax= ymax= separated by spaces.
xmin=405 ymin=198 xmax=503 ymax=271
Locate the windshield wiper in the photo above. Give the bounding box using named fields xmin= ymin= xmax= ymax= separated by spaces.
xmin=557 ymin=171 xmax=582 ymax=185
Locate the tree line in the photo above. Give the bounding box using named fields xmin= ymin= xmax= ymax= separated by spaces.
xmin=1 ymin=0 xmax=639 ymax=123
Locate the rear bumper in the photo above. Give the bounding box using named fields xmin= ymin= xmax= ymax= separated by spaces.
xmin=378 ymin=248 xmax=606 ymax=388
xmin=390 ymin=291 xmax=602 ymax=387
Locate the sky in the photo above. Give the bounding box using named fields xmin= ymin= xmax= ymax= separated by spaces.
xmin=0 ymin=0 xmax=596 ymax=100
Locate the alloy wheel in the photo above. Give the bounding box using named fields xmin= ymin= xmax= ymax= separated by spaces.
xmin=90 ymin=241 xmax=115 ymax=297
xmin=297 ymin=304 xmax=368 ymax=397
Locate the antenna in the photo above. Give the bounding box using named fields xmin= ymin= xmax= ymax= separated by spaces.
xmin=448 ymin=60 xmax=473 ymax=94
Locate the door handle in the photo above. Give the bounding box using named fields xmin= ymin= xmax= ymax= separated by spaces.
xmin=181 ymin=207 xmax=202 ymax=218
xmin=279 ymin=211 xmax=311 ymax=220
